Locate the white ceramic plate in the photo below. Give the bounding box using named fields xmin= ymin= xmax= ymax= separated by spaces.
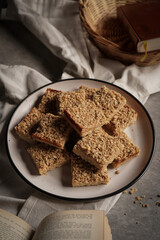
xmin=6 ymin=79 xmax=155 ymax=200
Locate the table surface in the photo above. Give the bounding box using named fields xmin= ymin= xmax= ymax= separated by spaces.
xmin=0 ymin=21 xmax=160 ymax=240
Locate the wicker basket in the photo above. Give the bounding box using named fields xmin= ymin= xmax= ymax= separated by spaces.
xmin=79 ymin=0 xmax=160 ymax=66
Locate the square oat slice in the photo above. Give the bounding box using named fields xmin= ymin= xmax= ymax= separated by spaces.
xmin=105 ymin=104 xmax=138 ymax=135
xmin=15 ymin=107 xmax=44 ymax=143
xmin=38 ymin=88 xmax=61 ymax=114
xmin=64 ymin=100 xmax=107 ymax=137
xmin=27 ymin=143 xmax=70 ymax=175
xmin=92 ymin=86 xmax=126 ymax=123
xmin=71 ymin=153 xmax=109 ymax=187
xmin=73 ymin=129 xmax=124 ymax=169
xmin=56 ymin=90 xmax=86 ymax=115
xmin=109 ymin=132 xmax=140 ymax=168
xmin=32 ymin=113 xmax=72 ymax=149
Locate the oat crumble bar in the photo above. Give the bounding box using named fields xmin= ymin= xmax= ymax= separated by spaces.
xmin=64 ymin=100 xmax=107 ymax=137
xmin=109 ymin=132 xmax=140 ymax=168
xmin=105 ymin=104 xmax=138 ymax=135
xmin=73 ymin=129 xmax=124 ymax=169
xmin=56 ymin=90 xmax=85 ymax=115
xmin=27 ymin=143 xmax=70 ymax=175
xmin=71 ymin=153 xmax=109 ymax=187
xmin=32 ymin=113 xmax=72 ymax=149
xmin=15 ymin=107 xmax=44 ymax=143
xmin=92 ymin=86 xmax=126 ymax=123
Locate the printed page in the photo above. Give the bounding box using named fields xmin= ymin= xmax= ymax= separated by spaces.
xmin=0 ymin=208 xmax=34 ymax=240
xmin=104 ymin=217 xmax=112 ymax=240
xmin=33 ymin=210 xmax=105 ymax=240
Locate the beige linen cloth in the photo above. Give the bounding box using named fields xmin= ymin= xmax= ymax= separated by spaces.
xmin=0 ymin=0 xmax=160 ymax=229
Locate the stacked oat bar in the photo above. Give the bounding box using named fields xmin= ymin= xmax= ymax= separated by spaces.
xmin=15 ymin=85 xmax=140 ymax=187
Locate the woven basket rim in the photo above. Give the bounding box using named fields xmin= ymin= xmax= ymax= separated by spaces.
xmin=79 ymin=0 xmax=160 ymax=65
xmin=80 ymin=10 xmax=121 ymax=49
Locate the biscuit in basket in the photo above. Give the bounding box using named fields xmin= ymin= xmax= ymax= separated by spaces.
xmin=38 ymin=88 xmax=61 ymax=114
xmin=109 ymin=132 xmax=140 ymax=168
xmin=71 ymin=153 xmax=109 ymax=187
xmin=73 ymin=129 xmax=124 ymax=169
xmin=27 ymin=143 xmax=70 ymax=175
xmin=64 ymin=100 xmax=106 ymax=137
xmin=15 ymin=107 xmax=44 ymax=143
xmin=56 ymin=90 xmax=86 ymax=115
xmin=93 ymin=86 xmax=126 ymax=123
xmin=32 ymin=113 xmax=72 ymax=149
xmin=105 ymin=104 xmax=138 ymax=135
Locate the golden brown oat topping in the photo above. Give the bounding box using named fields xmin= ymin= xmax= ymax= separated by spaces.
xmin=56 ymin=90 xmax=86 ymax=115
xmin=71 ymin=153 xmax=109 ymax=187
xmin=15 ymin=107 xmax=44 ymax=143
xmin=105 ymin=104 xmax=138 ymax=134
xmin=73 ymin=130 xmax=124 ymax=169
xmin=64 ymin=100 xmax=107 ymax=137
xmin=109 ymin=132 xmax=140 ymax=168
xmin=93 ymin=86 xmax=126 ymax=123
xmin=27 ymin=143 xmax=70 ymax=175
xmin=32 ymin=113 xmax=72 ymax=149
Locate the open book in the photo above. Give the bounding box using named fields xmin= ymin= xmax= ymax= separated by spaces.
xmin=0 ymin=208 xmax=112 ymax=240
